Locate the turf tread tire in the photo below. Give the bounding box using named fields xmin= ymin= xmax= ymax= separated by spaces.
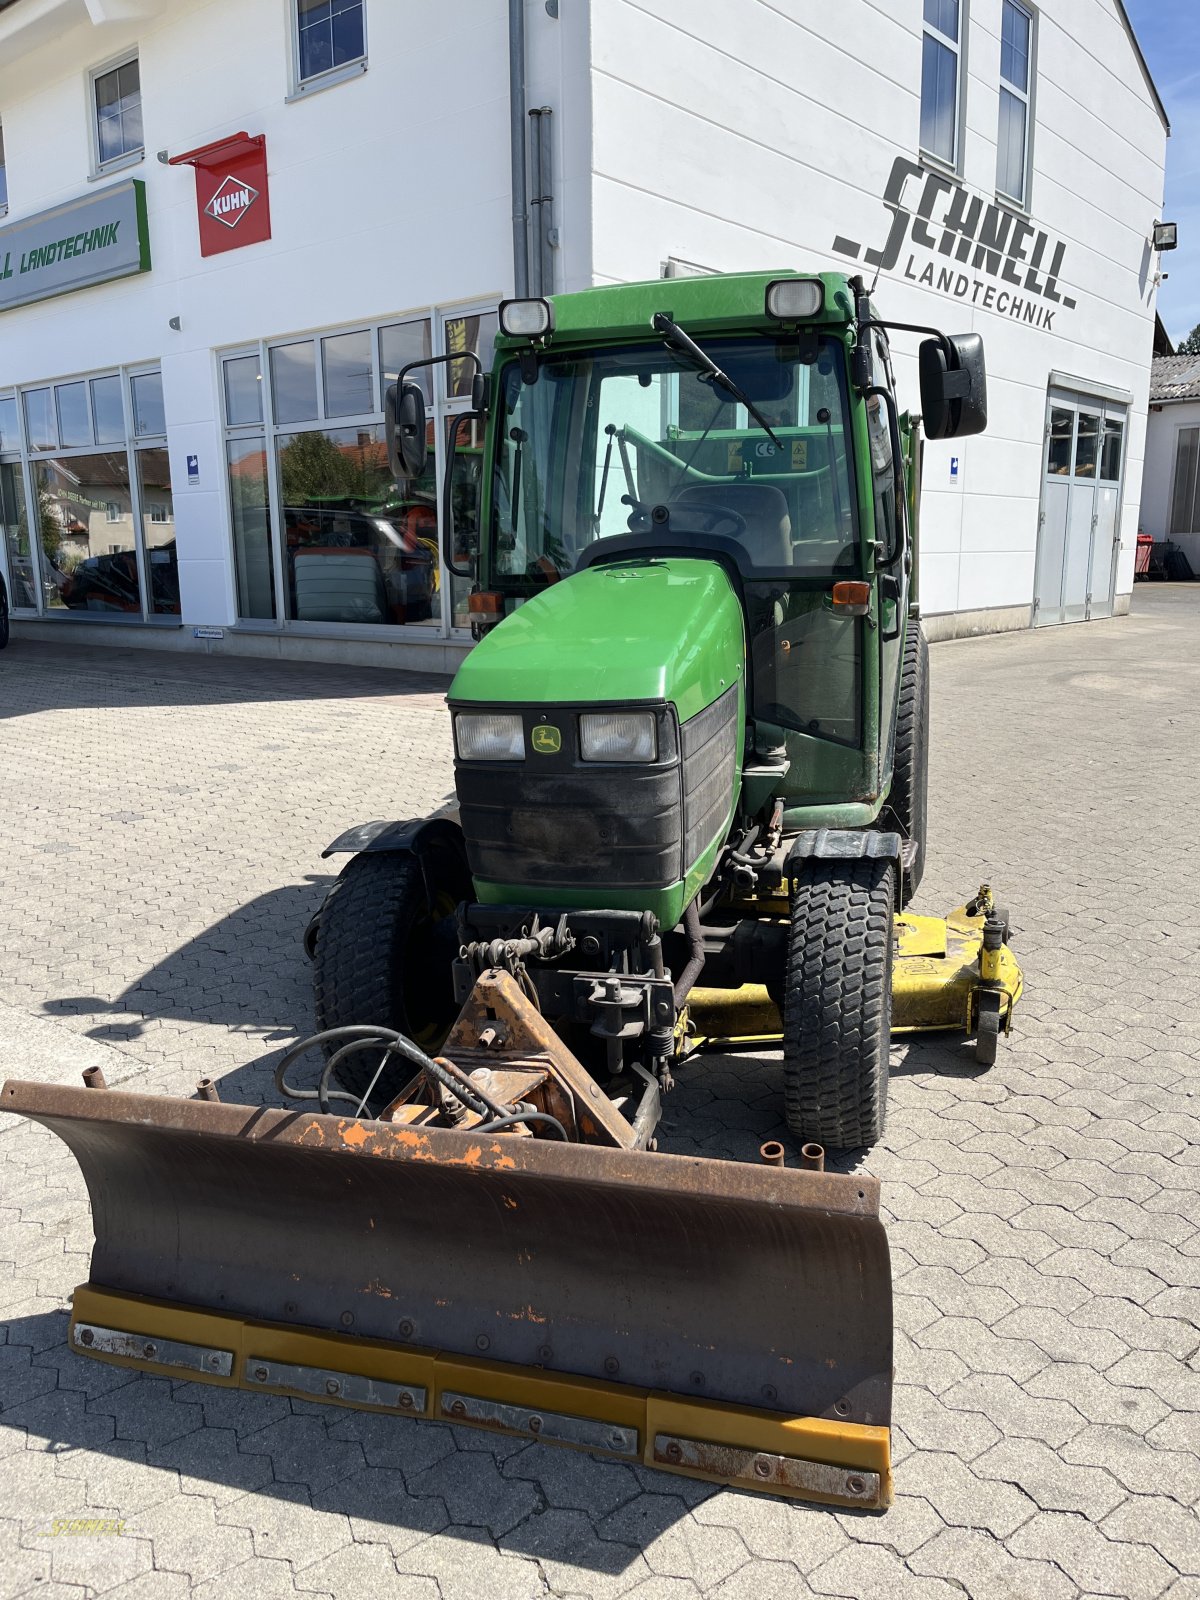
xmin=312 ymin=853 xmax=454 ymax=1102
xmin=782 ymin=857 xmax=894 ymax=1150
xmin=883 ymin=620 xmax=929 ymax=906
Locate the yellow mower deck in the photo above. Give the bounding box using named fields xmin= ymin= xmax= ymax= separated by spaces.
xmin=686 ymin=893 xmax=1023 ymax=1052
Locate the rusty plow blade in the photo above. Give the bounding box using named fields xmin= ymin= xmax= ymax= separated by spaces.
xmin=1 ymin=1078 xmax=893 ymax=1508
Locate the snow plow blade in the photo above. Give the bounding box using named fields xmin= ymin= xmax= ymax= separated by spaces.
xmin=1 ymin=1078 xmax=893 ymax=1508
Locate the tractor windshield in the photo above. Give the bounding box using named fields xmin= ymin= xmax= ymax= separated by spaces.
xmin=488 ymin=335 xmax=857 ymax=586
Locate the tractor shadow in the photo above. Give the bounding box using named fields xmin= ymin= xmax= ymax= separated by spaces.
xmin=38 ymin=880 xmax=335 ymax=1107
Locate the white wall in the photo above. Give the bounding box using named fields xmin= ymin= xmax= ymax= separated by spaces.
xmin=587 ymin=0 xmax=1167 ymax=619
xmin=0 ymin=0 xmax=583 ymax=629
xmin=1143 ymin=400 xmax=1200 ymax=570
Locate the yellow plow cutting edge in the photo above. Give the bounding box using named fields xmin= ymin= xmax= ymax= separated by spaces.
xmin=687 ymin=896 xmax=1023 ymax=1049
xmin=1 ymin=1078 xmax=894 ymax=1510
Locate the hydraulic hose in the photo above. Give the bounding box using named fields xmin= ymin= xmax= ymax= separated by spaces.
xmin=673 ymin=896 xmax=706 ymax=1006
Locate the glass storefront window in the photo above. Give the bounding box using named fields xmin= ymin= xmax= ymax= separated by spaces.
xmin=91 ymin=376 xmax=126 ymax=445
xmin=379 ymin=318 xmax=433 ymax=406
xmin=277 ymin=424 xmax=438 ymax=626
xmin=225 ymin=356 xmax=264 ymax=427
xmin=271 ymin=341 xmax=319 ymax=425
xmin=1101 ymin=419 xmax=1124 ymax=483
xmin=228 ymin=437 xmax=275 ymax=620
xmin=1 ymin=459 xmax=38 ymax=610
xmin=445 ymin=311 xmax=498 ymax=398
xmin=1074 ymin=412 xmax=1100 ymax=479
xmin=322 ymin=329 xmax=374 ymax=418
xmin=137 ymin=447 xmax=178 ymax=614
xmin=24 ymin=388 xmax=56 ymax=452
xmin=57 ymin=383 xmax=92 ymax=449
xmin=131 ymin=371 xmax=166 ymax=436
xmin=35 ymin=452 xmax=141 ymax=613
xmin=0 ymin=395 xmax=19 ymax=452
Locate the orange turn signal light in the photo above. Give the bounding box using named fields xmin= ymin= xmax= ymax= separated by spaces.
xmin=468 ymin=591 xmax=505 ymax=615
xmin=831 ymin=581 xmax=871 ymax=616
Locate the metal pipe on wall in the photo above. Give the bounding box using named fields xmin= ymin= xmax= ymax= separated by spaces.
xmin=528 ymin=108 xmax=544 ymax=297
xmin=531 ymin=106 xmax=555 ymax=297
xmin=509 ymin=0 xmax=530 ymax=297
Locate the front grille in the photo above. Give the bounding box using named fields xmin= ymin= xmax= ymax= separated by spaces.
xmin=454 ymin=703 xmax=684 ymax=890
xmin=681 ymin=683 xmax=739 ymax=868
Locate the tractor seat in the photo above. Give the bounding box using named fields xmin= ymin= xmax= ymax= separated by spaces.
xmin=668 ymin=483 xmax=793 ymax=570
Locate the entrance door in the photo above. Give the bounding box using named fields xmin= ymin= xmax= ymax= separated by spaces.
xmin=1033 ymin=394 xmax=1126 ymax=626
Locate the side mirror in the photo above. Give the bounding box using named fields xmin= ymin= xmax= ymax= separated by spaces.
xmin=919 ymin=333 xmax=987 ymax=440
xmin=385 ymin=381 xmax=429 ymax=480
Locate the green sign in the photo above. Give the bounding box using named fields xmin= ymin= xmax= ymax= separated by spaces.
xmin=0 ymin=178 xmax=150 ymax=313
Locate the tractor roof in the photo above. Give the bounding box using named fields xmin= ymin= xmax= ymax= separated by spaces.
xmin=497 ymin=270 xmax=857 ymax=349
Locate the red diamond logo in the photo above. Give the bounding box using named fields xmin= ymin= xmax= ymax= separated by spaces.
xmin=204 ymin=175 xmax=259 ymax=230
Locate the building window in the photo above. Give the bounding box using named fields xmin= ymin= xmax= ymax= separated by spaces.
xmin=92 ymin=54 xmax=143 ymax=173
xmin=1170 ymin=428 xmax=1200 ymax=536
xmin=921 ymin=0 xmax=964 ymax=168
xmin=0 ymin=368 xmax=176 ymax=620
xmin=0 ymin=120 xmax=8 ymax=216
xmin=997 ymin=0 xmax=1034 ymax=206
xmin=220 ymin=307 xmax=497 ymax=635
xmin=294 ymin=0 xmax=366 ymax=91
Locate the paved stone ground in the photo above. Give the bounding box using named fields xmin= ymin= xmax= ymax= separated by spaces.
xmin=0 ymin=586 xmax=1198 ymax=1599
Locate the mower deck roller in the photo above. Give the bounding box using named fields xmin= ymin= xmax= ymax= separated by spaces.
xmin=2 ymin=1076 xmax=892 ymax=1508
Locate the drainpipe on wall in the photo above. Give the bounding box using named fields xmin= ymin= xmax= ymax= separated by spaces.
xmin=509 ymin=0 xmax=530 ymax=297
xmin=528 ymin=106 xmax=555 ymax=296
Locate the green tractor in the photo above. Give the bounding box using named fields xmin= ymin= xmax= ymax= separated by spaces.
xmin=314 ymin=269 xmax=1006 ymax=1149
xmin=4 ymin=270 xmax=1023 ymax=1510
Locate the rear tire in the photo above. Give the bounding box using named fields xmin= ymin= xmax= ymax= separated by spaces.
xmin=312 ymin=853 xmax=459 ymax=1102
xmin=782 ymin=857 xmax=894 ymax=1150
xmin=883 ymin=619 xmax=928 ymax=907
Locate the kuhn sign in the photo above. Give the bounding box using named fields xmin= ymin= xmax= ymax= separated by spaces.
xmin=834 ymin=157 xmax=1077 ymax=331
xmin=171 ymin=132 xmax=271 ymax=258
xmin=204 ymin=177 xmax=259 ymax=230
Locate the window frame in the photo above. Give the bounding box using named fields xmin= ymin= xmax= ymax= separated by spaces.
xmin=287 ymin=0 xmax=368 ymax=101
xmin=0 ymin=118 xmax=8 ymax=217
xmin=0 ymin=364 xmax=170 ymax=622
xmin=1170 ymin=425 xmax=1200 ymax=538
xmin=996 ymin=0 xmax=1037 ymax=211
xmin=88 ymin=49 xmax=144 ymax=179
xmin=920 ymin=0 xmax=969 ymax=174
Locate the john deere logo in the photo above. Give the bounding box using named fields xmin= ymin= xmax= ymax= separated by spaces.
xmin=532 ymin=725 xmax=561 ymax=754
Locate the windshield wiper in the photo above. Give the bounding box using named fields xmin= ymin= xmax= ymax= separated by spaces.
xmin=652 ymin=312 xmax=781 ymax=448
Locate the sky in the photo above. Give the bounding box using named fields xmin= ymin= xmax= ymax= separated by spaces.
xmin=1123 ymin=0 xmax=1199 ymax=346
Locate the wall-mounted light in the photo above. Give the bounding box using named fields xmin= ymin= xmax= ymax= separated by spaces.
xmin=1153 ymin=221 xmax=1178 ymax=251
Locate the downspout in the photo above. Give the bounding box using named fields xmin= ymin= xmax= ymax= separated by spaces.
xmin=509 ymin=0 xmax=530 ymax=296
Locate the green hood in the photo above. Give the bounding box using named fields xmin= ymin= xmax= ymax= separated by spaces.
xmin=449 ymin=559 xmax=745 ymax=722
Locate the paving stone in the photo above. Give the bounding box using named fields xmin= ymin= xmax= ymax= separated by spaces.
xmin=900 ymin=1449 xmax=1037 ymax=1537
xmin=194 ymin=1557 xmax=327 ymax=1600
xmin=972 ymin=1437 xmax=1128 ymax=1519
xmin=217 ymin=1483 xmax=352 ymax=1565
xmin=237 ymin=1414 xmax=364 ymax=1491
xmin=939 ymin=1371 xmax=1088 ymax=1448
xmin=1062 ymin=1425 xmax=1200 ymax=1505
xmin=809 ymin=1541 xmax=960 ymax=1598
xmin=1103 ymin=1495 xmax=1200 ymax=1576
xmin=892 ymin=1384 xmax=1003 ymax=1460
xmin=295 ymin=1540 xmax=440 ymax=1598
xmin=311 ymin=1465 xmax=448 ymax=1555
xmin=908 ymin=1525 xmax=1078 ymax=1600
xmin=395 ymin=1526 xmax=548 ymax=1600
xmin=499 ymin=1506 xmax=652 ymax=1598
xmin=1106 ymin=1350 xmax=1200 ymax=1413
xmin=1007 ymin=1510 xmax=1176 ymax=1599
xmin=406 ymin=1447 xmax=541 ymax=1539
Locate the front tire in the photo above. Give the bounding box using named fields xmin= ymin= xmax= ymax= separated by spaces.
xmin=782 ymin=857 xmax=895 ymax=1150
xmin=883 ymin=620 xmax=929 ymax=906
xmin=311 ymin=853 xmax=459 ymax=1102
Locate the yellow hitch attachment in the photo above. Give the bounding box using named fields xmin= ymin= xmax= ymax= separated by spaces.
xmin=1 ymin=1072 xmax=894 ymax=1509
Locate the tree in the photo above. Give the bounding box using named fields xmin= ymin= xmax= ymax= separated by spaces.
xmin=1177 ymin=324 xmax=1200 ymax=356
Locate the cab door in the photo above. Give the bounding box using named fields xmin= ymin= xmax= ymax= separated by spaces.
xmin=867 ymin=331 xmax=908 ymax=781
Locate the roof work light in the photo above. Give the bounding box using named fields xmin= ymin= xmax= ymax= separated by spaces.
xmin=765 ymin=278 xmax=825 ymax=320
xmin=499 ymin=298 xmax=555 ymax=337
xmin=1153 ymin=221 xmax=1178 ymax=252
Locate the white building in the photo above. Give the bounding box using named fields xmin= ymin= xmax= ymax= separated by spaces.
xmin=0 ymin=0 xmax=1171 ymax=670
xmin=1142 ymin=354 xmax=1200 ymax=575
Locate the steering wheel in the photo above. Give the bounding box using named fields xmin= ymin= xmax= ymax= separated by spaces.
xmin=656 ymin=501 xmax=749 ymax=540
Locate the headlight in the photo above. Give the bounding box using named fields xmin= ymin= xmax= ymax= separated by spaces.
xmin=580 ymin=711 xmax=657 ymax=763
xmin=498 ymin=297 xmax=555 ymax=337
xmin=455 ymin=712 xmax=525 ymax=762
xmin=765 ymin=277 xmax=824 ymax=320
